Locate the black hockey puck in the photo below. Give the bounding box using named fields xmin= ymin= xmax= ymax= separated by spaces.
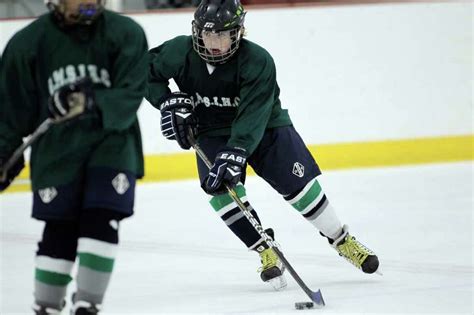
xmin=295 ymin=302 xmax=314 ymax=310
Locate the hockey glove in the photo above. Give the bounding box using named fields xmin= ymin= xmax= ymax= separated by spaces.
xmin=203 ymin=147 xmax=247 ymax=196
xmin=0 ymin=152 xmax=25 ymax=192
xmin=159 ymin=92 xmax=196 ymax=150
xmin=48 ymin=77 xmax=95 ymax=122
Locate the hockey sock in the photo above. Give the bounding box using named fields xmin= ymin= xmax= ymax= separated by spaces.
xmin=74 ymin=208 xmax=121 ymax=305
xmin=285 ymin=177 xmax=343 ymax=240
xmin=209 ymin=184 xmax=263 ymax=248
xmin=34 ymin=221 xmax=77 ymax=310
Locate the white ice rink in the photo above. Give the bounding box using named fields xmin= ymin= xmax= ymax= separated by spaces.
xmin=1 ymin=162 xmax=473 ymax=314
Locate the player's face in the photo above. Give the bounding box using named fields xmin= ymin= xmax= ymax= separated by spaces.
xmin=202 ymin=30 xmax=232 ymax=56
xmin=61 ymin=0 xmax=100 ymax=24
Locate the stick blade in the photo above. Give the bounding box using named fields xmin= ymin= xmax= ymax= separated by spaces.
xmin=310 ymin=289 xmax=325 ymax=307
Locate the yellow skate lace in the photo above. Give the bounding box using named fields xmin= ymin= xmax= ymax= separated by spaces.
xmin=257 ymin=248 xmax=279 ymax=273
xmin=336 ymin=235 xmax=375 ymax=269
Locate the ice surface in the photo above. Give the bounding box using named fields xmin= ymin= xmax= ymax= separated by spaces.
xmin=1 ymin=162 xmax=472 ymax=314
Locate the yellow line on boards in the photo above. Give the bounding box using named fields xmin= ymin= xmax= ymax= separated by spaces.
xmin=3 ymin=134 xmax=472 ymax=194
xmin=312 ymin=134 xmax=473 ymax=170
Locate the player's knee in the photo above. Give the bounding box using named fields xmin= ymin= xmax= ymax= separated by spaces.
xmin=79 ymin=208 xmax=123 ymax=244
xmin=76 ymin=208 xmax=121 ymax=275
xmin=37 ymin=220 xmax=78 ymax=260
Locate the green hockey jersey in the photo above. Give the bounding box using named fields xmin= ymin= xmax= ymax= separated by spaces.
xmin=147 ymin=35 xmax=292 ymax=155
xmin=0 ymin=10 xmax=148 ymax=190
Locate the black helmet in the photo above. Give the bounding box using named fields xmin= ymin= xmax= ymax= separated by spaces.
xmin=192 ymin=0 xmax=246 ymax=65
xmin=45 ymin=0 xmax=105 ymax=26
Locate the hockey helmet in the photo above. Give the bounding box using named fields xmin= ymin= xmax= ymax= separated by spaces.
xmin=192 ymin=0 xmax=246 ymax=65
xmin=45 ymin=0 xmax=105 ymax=25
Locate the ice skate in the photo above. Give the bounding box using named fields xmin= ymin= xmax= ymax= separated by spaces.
xmin=32 ymin=302 xmax=62 ymax=315
xmin=258 ymin=247 xmax=287 ymax=290
xmin=255 ymin=228 xmax=287 ymax=290
xmin=331 ymin=225 xmax=379 ymax=274
xmin=70 ymin=300 xmax=101 ymax=315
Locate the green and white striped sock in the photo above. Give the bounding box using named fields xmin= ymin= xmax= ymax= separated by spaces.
xmin=210 ymin=184 xmax=248 ymax=226
xmin=75 ymin=237 xmax=118 ymax=304
xmin=286 ymin=177 xmax=343 ymax=239
xmin=34 ymin=255 xmax=74 ymax=309
xmin=209 ymin=184 xmax=262 ymax=248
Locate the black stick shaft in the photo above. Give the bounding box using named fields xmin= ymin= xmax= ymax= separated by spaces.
xmin=190 ymin=137 xmax=325 ymax=306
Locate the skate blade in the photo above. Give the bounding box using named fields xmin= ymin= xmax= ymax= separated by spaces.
xmin=266 ymin=275 xmax=287 ymax=291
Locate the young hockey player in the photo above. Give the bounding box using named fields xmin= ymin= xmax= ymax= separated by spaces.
xmin=147 ymin=0 xmax=379 ymax=290
xmin=0 ymin=0 xmax=148 ymax=313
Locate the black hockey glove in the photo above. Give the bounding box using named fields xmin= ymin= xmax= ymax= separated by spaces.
xmin=0 ymin=152 xmax=25 ymax=192
xmin=203 ymin=147 xmax=247 ymax=196
xmin=159 ymin=92 xmax=196 ymax=150
xmin=48 ymin=77 xmax=95 ymax=122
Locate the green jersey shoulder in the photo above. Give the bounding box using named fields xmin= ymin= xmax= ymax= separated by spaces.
xmin=3 ymin=14 xmax=49 ymax=54
xmin=101 ymin=10 xmax=146 ymax=46
xmin=0 ymin=10 xmax=148 ymax=188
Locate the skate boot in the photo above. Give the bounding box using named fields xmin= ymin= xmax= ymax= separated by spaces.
xmin=255 ymin=228 xmax=287 ymax=290
xmin=32 ymin=303 xmax=62 ymax=315
xmin=32 ymin=300 xmax=65 ymax=315
xmin=330 ymin=225 xmax=379 ymax=274
xmin=70 ymin=300 xmax=101 ymax=315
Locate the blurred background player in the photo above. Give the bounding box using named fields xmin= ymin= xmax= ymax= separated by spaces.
xmin=147 ymin=0 xmax=379 ymax=290
xmin=0 ymin=0 xmax=148 ymax=313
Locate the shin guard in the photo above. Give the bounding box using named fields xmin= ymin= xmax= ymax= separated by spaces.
xmin=209 ymin=184 xmax=262 ymax=248
xmin=285 ymin=178 xmax=343 ymax=239
xmin=74 ymin=208 xmax=121 ymax=305
xmin=34 ymin=221 xmax=77 ymax=310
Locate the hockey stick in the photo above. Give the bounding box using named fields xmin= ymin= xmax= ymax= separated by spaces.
xmin=0 ymin=89 xmax=90 ymax=183
xmin=188 ymin=135 xmax=325 ymax=307
xmin=0 ymin=118 xmax=54 ymax=182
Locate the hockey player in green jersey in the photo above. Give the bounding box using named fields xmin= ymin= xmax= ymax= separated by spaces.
xmin=0 ymin=0 xmax=148 ymax=313
xmin=147 ymin=0 xmax=379 ymax=290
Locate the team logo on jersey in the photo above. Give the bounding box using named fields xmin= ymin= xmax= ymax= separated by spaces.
xmin=38 ymin=187 xmax=58 ymax=204
xmin=112 ymin=173 xmax=129 ymax=195
xmin=292 ymin=162 xmax=305 ymax=178
xmin=193 ymin=92 xmax=240 ymax=108
xmin=48 ymin=64 xmax=111 ymax=95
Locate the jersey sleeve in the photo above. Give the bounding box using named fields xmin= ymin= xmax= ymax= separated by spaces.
xmin=146 ymin=36 xmax=188 ymax=109
xmin=0 ymin=36 xmax=40 ymax=154
xmin=94 ymin=19 xmax=148 ymax=131
xmin=227 ymin=49 xmax=277 ymax=155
